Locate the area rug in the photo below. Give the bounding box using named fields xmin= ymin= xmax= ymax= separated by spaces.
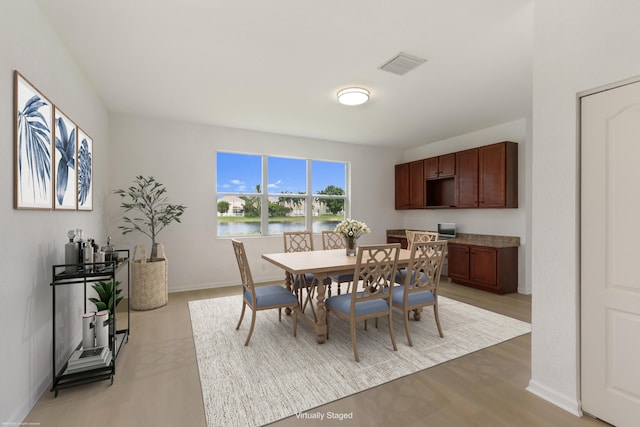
xmin=188 ymin=295 xmax=530 ymax=427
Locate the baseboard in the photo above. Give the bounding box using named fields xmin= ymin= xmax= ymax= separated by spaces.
xmin=526 ymin=379 xmax=583 ymax=417
xmin=167 ymin=275 xmax=283 ymax=294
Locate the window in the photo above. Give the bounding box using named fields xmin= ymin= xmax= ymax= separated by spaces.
xmin=216 ymin=152 xmax=347 ymax=236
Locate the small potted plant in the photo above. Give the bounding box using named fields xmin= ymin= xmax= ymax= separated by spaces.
xmin=89 ymin=280 xmax=123 ymax=316
xmin=115 ymin=175 xmax=186 ymax=310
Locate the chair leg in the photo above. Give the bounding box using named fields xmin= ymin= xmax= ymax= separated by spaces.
xmin=403 ymin=309 xmax=413 ymax=346
xmin=351 ymin=319 xmax=360 ymax=362
xmin=278 ymin=307 xmax=282 ymax=322
xmin=236 ymin=301 xmax=246 ymax=330
xmin=326 ymin=308 xmax=330 ymax=340
xmin=434 ymin=304 xmax=444 ymax=338
xmin=244 ymin=310 xmax=257 ymax=346
xmin=364 ymin=319 xmax=368 ymax=331
xmin=292 ymin=306 xmax=298 ymax=338
xmin=388 ymin=312 xmax=398 ymax=351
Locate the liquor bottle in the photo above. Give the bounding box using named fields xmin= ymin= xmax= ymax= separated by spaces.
xmin=65 ymin=230 xmax=78 ymax=273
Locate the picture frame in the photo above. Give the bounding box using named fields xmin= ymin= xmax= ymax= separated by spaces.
xmin=76 ymin=127 xmax=93 ymax=211
xmin=14 ymin=71 xmax=54 ymax=209
xmin=53 ymin=108 xmax=77 ymax=210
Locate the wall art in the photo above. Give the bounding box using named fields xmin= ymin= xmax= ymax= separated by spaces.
xmin=53 ymin=108 xmax=77 ymax=210
xmin=77 ymin=127 xmax=93 ymax=211
xmin=14 ymin=71 xmax=53 ymax=209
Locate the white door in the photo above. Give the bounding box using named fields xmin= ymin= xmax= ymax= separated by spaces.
xmin=581 ymin=80 xmax=640 ymax=426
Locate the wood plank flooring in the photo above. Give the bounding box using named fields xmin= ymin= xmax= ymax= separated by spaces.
xmin=23 ymin=279 xmax=608 ymax=427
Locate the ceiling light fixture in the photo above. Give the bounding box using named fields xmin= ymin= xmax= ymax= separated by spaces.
xmin=337 ymin=87 xmax=370 ymax=106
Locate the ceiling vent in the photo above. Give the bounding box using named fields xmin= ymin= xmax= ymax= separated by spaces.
xmin=378 ymin=52 xmax=427 ymax=76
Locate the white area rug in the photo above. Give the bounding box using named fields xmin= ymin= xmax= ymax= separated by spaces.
xmin=188 ymin=295 xmax=530 ymax=427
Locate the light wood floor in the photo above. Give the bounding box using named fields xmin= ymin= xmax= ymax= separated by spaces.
xmin=24 ymin=279 xmax=608 ymax=427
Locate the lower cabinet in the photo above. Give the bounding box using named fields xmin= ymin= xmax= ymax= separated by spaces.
xmin=387 ymin=236 xmax=408 ymax=249
xmin=447 ymin=243 xmax=518 ymax=294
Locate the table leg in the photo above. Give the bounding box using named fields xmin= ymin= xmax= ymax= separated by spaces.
xmin=315 ymin=274 xmax=328 ymax=344
xmin=285 ymin=271 xmax=293 ymax=316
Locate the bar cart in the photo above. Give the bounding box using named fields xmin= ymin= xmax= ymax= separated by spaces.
xmin=49 ymin=249 xmax=130 ymax=396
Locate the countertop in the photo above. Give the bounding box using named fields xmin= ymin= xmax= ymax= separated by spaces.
xmin=387 ymin=229 xmax=520 ymax=248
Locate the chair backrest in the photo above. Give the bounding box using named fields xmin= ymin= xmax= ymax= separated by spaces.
xmin=322 ymin=230 xmax=346 ymax=250
xmin=231 ymin=239 xmax=256 ymax=301
xmin=403 ymin=240 xmax=447 ymax=294
xmin=283 ymin=231 xmax=314 ymax=253
xmin=405 ymin=230 xmax=439 ymax=248
xmin=351 ymin=244 xmax=401 ymax=307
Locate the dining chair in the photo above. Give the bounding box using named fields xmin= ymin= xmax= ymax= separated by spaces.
xmin=231 ymin=239 xmax=298 ymax=346
xmin=283 ymin=231 xmax=331 ymax=315
xmin=321 ymin=230 xmax=354 ymax=295
xmin=392 ymin=240 xmax=447 ymax=346
xmin=325 ymin=243 xmax=400 ymax=362
xmin=405 ymin=230 xmax=439 ymax=247
xmin=395 ymin=230 xmax=440 ymax=284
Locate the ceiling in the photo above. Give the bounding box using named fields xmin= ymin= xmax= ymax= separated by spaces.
xmin=35 ymin=0 xmax=533 ymax=149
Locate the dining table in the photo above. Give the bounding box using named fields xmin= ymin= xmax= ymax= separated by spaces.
xmin=262 ymin=247 xmax=413 ymax=344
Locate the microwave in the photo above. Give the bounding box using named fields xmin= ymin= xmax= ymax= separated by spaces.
xmin=437 ymin=223 xmax=456 ymax=239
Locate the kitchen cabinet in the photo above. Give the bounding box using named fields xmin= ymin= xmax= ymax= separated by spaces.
xmin=395 ymin=163 xmax=410 ymax=209
xmin=424 ymin=153 xmax=455 ymax=179
xmin=386 ymin=235 xmax=408 ymax=249
xmin=395 ymin=141 xmax=517 ymax=210
xmin=479 ymin=142 xmax=518 ymax=208
xmin=395 ymin=160 xmax=424 ymax=209
xmin=447 ymin=242 xmax=518 ymax=293
xmin=455 ymin=148 xmax=479 ymax=208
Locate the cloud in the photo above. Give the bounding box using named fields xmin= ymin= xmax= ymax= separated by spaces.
xmin=267 ymin=180 xmax=282 ymax=189
xmin=237 ymin=185 xmax=247 ymax=191
xmin=230 ymin=179 xmax=244 ymax=185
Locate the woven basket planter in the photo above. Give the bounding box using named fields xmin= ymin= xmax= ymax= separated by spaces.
xmin=131 ymin=243 xmax=168 ymax=310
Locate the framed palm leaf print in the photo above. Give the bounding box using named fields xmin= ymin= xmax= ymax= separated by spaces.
xmin=53 ymin=108 xmax=77 ymax=210
xmin=77 ymin=127 xmax=93 ymax=211
xmin=14 ymin=71 xmax=54 ymax=209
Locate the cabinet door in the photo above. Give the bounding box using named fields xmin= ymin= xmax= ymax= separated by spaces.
xmin=424 ymin=157 xmax=439 ymax=179
xmin=447 ymin=244 xmax=470 ymax=280
xmin=469 ymin=246 xmax=498 ymax=289
xmin=479 ymin=142 xmax=518 ymax=208
xmin=387 ymin=236 xmax=408 ymax=249
xmin=408 ymin=160 xmax=424 ymax=208
xmin=455 ymin=148 xmax=479 ymax=207
xmin=479 ymin=143 xmax=506 ymax=208
xmin=395 ymin=163 xmax=410 ymax=209
xmin=439 ymin=153 xmax=456 ymax=177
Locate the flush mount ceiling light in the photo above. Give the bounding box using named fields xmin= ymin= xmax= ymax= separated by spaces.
xmin=337 ymin=87 xmax=370 ymax=106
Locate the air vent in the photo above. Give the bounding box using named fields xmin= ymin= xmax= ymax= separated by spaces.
xmin=378 ymin=52 xmax=427 ymax=76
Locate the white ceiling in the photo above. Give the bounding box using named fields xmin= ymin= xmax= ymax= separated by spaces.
xmin=36 ymin=0 xmax=533 ymax=149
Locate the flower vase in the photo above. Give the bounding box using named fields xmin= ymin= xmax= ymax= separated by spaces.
xmin=345 ymin=236 xmax=357 ymax=256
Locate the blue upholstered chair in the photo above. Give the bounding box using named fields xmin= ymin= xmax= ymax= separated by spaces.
xmin=392 ymin=240 xmax=447 ymax=346
xmin=394 ymin=230 xmax=439 ymax=284
xmin=326 ymin=243 xmax=401 ymax=362
xmin=321 ymin=230 xmax=354 ymax=294
xmin=283 ymin=231 xmax=331 ymax=315
xmin=232 ymin=239 xmax=298 ymax=346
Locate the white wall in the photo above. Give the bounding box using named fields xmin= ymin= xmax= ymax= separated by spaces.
xmin=529 ymin=0 xmax=640 ymax=416
xmin=0 ymin=0 xmax=109 ymax=422
xmin=400 ymin=119 xmax=531 ymax=293
xmin=107 ymin=114 xmax=403 ymax=293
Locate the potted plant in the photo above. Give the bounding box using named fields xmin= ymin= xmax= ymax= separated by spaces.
xmin=88 ymin=280 xmax=123 ymax=316
xmin=115 ymin=175 xmax=186 ymax=310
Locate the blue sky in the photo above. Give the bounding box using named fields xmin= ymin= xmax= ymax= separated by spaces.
xmin=217 ymin=152 xmax=346 ymax=194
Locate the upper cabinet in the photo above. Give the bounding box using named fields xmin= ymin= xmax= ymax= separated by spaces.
xmin=424 ymin=153 xmax=455 ymax=179
xmin=395 ymin=141 xmax=518 ymax=210
xmin=479 ymin=142 xmax=518 ymax=208
xmin=395 ymin=160 xmax=425 ymax=209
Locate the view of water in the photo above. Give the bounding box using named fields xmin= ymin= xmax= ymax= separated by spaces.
xmin=218 ymin=220 xmax=340 ymax=236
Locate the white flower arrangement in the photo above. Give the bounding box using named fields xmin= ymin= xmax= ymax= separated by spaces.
xmin=334 ymin=218 xmax=371 ymax=239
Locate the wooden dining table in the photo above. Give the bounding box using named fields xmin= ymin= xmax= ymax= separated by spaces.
xmin=262 ymin=247 xmax=412 ymax=344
